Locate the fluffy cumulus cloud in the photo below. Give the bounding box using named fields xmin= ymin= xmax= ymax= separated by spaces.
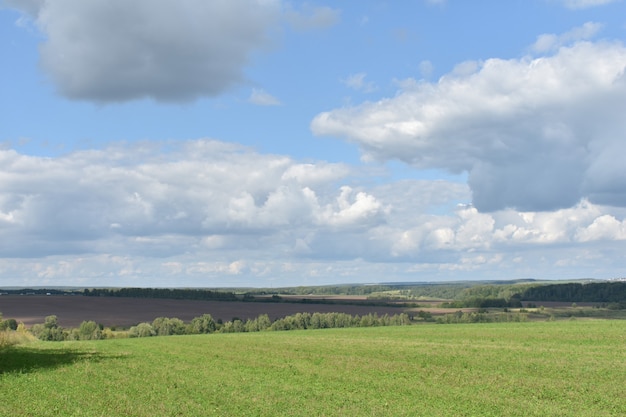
xmin=4 ymin=0 xmax=280 ymax=102
xmin=1 ymin=139 xmax=626 ymax=286
xmin=0 ymin=140 xmax=389 ymax=268
xmin=3 ymin=0 xmax=342 ymax=103
xmin=0 ymin=140 xmax=386 ymax=247
xmin=312 ymin=40 xmax=626 ymax=212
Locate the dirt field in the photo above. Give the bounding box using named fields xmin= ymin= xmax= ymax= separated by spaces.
xmin=0 ymin=295 xmax=408 ymax=328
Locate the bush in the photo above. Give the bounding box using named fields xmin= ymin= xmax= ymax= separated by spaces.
xmin=189 ymin=314 xmax=217 ymax=334
xmin=152 ymin=317 xmax=186 ymax=336
xmin=0 ymin=330 xmax=35 ymax=348
xmin=128 ymin=323 xmax=156 ymax=338
xmin=0 ymin=318 xmax=18 ymax=331
xmin=77 ymin=321 xmax=104 ymax=340
xmin=30 ymin=315 xmax=68 ymax=341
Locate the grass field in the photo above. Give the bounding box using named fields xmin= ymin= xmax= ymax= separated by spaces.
xmin=1 ymin=320 xmax=625 ymax=416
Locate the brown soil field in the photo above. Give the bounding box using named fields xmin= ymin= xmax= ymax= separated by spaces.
xmin=0 ymin=295 xmax=407 ymax=328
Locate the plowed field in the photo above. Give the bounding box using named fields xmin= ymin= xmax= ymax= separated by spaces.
xmin=0 ymin=295 xmax=406 ymax=327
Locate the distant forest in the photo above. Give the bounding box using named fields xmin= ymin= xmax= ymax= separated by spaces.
xmin=2 ymin=280 xmax=625 ymax=305
xmin=519 ymin=281 xmax=626 ymax=303
xmin=83 ymin=287 xmax=239 ymax=301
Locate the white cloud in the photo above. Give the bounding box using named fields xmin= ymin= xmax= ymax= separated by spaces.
xmin=316 ymin=186 xmax=388 ymax=228
xmin=3 ymin=0 xmax=342 ymax=103
xmin=2 ymin=140 xmax=626 ymax=286
xmin=281 ymin=163 xmax=349 ymax=185
xmin=343 ymin=73 xmax=377 ymax=93
xmin=560 ymin=0 xmax=620 ymax=9
xmin=531 ymin=22 xmax=603 ymax=53
xmin=248 ymin=88 xmax=282 ymax=106
xmin=388 ymin=199 xmax=626 ymax=258
xmin=312 ymin=40 xmax=626 ymax=212
xmin=0 ymin=140 xmax=386 ymax=258
xmin=5 ymin=0 xmax=281 ymax=102
xmin=576 ymin=214 xmax=626 ymax=241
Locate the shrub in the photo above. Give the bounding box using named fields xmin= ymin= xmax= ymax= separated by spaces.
xmin=30 ymin=316 xmax=68 ymax=341
xmin=0 ymin=318 xmax=18 ymax=331
xmin=152 ymin=317 xmax=186 ymax=336
xmin=77 ymin=321 xmax=104 ymax=340
xmin=0 ymin=329 xmax=35 ymax=348
xmin=128 ymin=323 xmax=156 ymax=338
xmin=189 ymin=314 xmax=217 ymax=334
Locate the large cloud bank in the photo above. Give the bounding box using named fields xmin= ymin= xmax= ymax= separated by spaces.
xmin=312 ymin=41 xmax=626 ymax=212
xmin=0 ymin=140 xmax=385 ymax=255
xmin=1 ymin=140 xmax=625 ymax=286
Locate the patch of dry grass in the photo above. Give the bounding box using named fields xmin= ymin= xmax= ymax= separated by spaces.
xmin=0 ymin=329 xmax=36 ymax=348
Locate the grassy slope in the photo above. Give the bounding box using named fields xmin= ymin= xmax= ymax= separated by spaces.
xmin=1 ymin=321 xmax=625 ymax=417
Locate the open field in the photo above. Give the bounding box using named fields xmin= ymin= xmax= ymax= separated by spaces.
xmin=0 ymin=295 xmax=406 ymax=328
xmin=1 ymin=320 xmax=624 ymax=416
xmin=4 ymin=294 xmax=625 ymax=330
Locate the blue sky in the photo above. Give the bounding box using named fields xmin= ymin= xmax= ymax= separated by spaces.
xmin=1 ymin=0 xmax=626 ymax=288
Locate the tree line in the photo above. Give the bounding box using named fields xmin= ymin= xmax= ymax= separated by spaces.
xmin=81 ymin=287 xmax=412 ymax=307
xmin=23 ymin=311 xmax=413 ymax=341
xmin=83 ymin=287 xmax=239 ymax=301
xmin=439 ymin=297 xmax=523 ymax=309
xmin=519 ymin=281 xmax=626 ymax=303
xmin=436 ymin=310 xmax=529 ymax=324
xmin=5 ymin=280 xmax=624 ymax=305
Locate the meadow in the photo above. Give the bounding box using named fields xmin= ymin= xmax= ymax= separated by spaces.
xmin=1 ymin=320 xmax=625 ymax=416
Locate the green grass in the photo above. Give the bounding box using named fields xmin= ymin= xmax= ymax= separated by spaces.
xmin=1 ymin=320 xmax=625 ymax=416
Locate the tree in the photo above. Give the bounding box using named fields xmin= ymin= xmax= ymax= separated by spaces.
xmin=77 ymin=321 xmax=103 ymax=340
xmin=0 ymin=315 xmax=18 ymax=331
xmin=44 ymin=315 xmax=59 ymax=329
xmin=4 ymin=319 xmax=18 ymax=331
xmin=128 ymin=322 xmax=155 ymax=338
xmin=256 ymin=314 xmax=271 ymax=331
xmin=190 ymin=314 xmax=217 ymax=334
xmin=31 ymin=315 xmax=67 ymax=341
xmin=152 ymin=317 xmax=186 ymax=336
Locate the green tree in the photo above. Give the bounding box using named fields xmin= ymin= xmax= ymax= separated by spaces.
xmin=78 ymin=321 xmax=103 ymax=340
xmin=3 ymin=319 xmax=18 ymax=331
xmin=44 ymin=315 xmax=59 ymax=329
xmin=256 ymin=314 xmax=272 ymax=331
xmin=220 ymin=319 xmax=245 ymax=333
xmin=0 ymin=313 xmax=16 ymax=331
xmin=152 ymin=317 xmax=186 ymax=336
xmin=128 ymin=322 xmax=155 ymax=338
xmin=30 ymin=316 xmax=67 ymax=341
xmin=190 ymin=314 xmax=217 ymax=334
xmin=310 ymin=312 xmax=324 ymax=329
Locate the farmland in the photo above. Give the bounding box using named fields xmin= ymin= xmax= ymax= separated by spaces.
xmin=0 ymin=295 xmax=407 ymax=328
xmin=2 ymin=291 xmax=625 ymax=330
xmin=1 ymin=320 xmax=625 ymax=416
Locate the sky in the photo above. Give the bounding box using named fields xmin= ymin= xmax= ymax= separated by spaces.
xmin=1 ymin=0 xmax=626 ymax=288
